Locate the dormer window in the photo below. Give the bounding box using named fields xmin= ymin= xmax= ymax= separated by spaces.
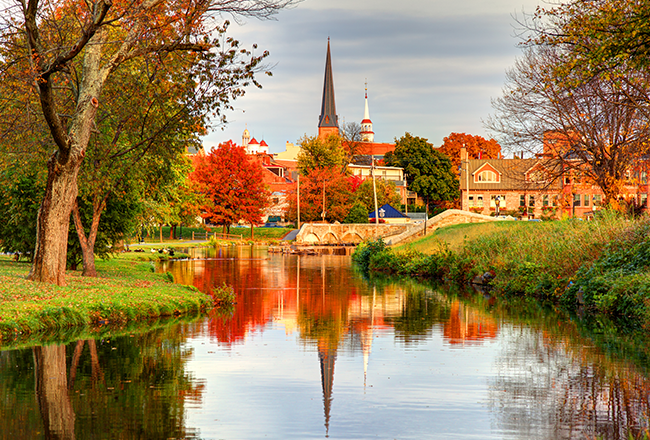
xmin=476 ymin=170 xmax=497 ymax=182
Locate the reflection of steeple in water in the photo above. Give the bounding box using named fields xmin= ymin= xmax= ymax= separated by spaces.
xmin=318 ymin=345 xmax=337 ymax=437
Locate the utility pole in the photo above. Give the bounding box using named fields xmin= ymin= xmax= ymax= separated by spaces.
xmin=371 ymin=156 xmax=379 ymax=231
xmin=322 ymin=179 xmax=326 ymax=222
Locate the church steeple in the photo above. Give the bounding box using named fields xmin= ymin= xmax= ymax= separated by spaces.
xmin=360 ymin=81 xmax=374 ymax=142
xmin=318 ymin=38 xmax=339 ymax=139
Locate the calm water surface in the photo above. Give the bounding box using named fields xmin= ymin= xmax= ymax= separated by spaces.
xmin=2 ymin=246 xmax=650 ymax=439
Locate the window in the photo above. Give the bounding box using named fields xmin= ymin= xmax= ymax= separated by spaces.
xmin=528 ymin=195 xmax=535 ymax=207
xmin=477 ymin=196 xmax=484 ymax=207
xmin=641 ymin=194 xmax=648 ymax=207
xmin=564 ymin=176 xmax=571 ymax=185
xmin=593 ymin=195 xmax=602 ymax=206
xmin=468 ymin=196 xmax=475 ymax=207
xmin=529 ymin=170 xmax=547 ymax=183
xmin=520 ymin=195 xmax=526 ymax=207
xmin=553 ymin=196 xmax=559 ymax=207
xmin=476 ymin=170 xmax=497 ymax=182
xmin=542 ymin=195 xmax=549 ymax=206
xmin=573 ymin=194 xmax=581 ymax=207
xmin=583 ymin=195 xmax=590 ymax=207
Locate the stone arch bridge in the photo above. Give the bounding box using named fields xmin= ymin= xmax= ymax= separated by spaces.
xmin=294 ymin=209 xmax=508 ymax=245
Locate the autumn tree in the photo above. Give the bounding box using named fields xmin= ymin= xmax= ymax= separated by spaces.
xmin=525 ymin=0 xmax=650 ymax=76
xmin=438 ymin=132 xmax=502 ymax=170
xmin=285 ymin=167 xmax=352 ymax=223
xmin=486 ymin=45 xmax=650 ymax=205
xmin=0 ymin=0 xmax=296 ymax=285
xmin=385 ymin=133 xmax=459 ymax=208
xmin=190 ymin=141 xmax=269 ymax=233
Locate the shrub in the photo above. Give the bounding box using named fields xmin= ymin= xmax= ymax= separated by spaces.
xmin=352 ymin=238 xmax=387 ymax=272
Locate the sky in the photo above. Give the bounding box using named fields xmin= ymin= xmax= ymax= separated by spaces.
xmin=202 ymin=0 xmax=543 ymax=154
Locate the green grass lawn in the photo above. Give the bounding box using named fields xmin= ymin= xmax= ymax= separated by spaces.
xmin=0 ymin=254 xmax=213 ymax=347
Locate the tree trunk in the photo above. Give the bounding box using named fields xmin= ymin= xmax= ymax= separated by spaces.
xmin=71 ymin=197 xmax=106 ymax=277
xmin=28 ymin=155 xmax=82 ymax=285
xmin=251 ymin=223 xmax=254 ymax=240
xmin=34 ymin=344 xmax=76 ymax=440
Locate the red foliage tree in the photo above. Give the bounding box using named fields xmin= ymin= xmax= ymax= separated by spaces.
xmin=190 ymin=141 xmax=269 ymax=233
xmin=438 ymin=133 xmax=502 ymax=170
xmin=286 ymin=167 xmax=352 ymax=223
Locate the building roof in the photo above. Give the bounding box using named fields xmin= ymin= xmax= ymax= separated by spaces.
xmin=318 ymin=39 xmax=338 ymax=129
xmin=368 ymin=204 xmax=407 ymax=219
xmin=461 ymin=158 xmax=563 ymax=191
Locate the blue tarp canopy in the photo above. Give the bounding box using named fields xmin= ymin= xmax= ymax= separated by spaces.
xmin=368 ymin=204 xmax=407 ymax=219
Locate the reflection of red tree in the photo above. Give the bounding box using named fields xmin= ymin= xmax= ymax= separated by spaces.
xmin=443 ymin=300 xmax=499 ymax=345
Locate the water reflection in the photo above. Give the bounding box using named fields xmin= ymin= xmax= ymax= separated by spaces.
xmin=0 ymin=326 xmax=205 ymax=439
xmin=2 ymin=248 xmax=650 ymax=439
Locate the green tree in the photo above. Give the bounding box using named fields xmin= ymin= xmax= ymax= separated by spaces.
xmin=385 ymin=133 xmax=459 ymax=207
xmin=296 ymin=134 xmax=347 ymax=174
xmin=353 ymin=178 xmax=402 ymax=213
xmin=343 ymin=203 xmax=369 ymax=224
xmin=0 ymin=0 xmax=295 ymax=285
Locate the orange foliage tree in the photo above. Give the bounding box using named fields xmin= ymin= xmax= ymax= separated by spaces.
xmin=286 ymin=167 xmax=353 ymax=223
xmin=190 ymin=141 xmax=269 ymax=234
xmin=438 ymin=133 xmax=502 ymax=170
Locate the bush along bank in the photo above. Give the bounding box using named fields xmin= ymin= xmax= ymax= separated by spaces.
xmin=353 ymin=213 xmax=650 ymax=328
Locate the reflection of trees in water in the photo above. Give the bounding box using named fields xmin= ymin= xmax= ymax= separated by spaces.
xmin=489 ymin=326 xmax=650 ymax=439
xmin=0 ymin=324 xmax=204 ymax=439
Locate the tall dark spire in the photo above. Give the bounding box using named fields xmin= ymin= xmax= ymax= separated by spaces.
xmin=318 ymin=38 xmax=338 ymax=139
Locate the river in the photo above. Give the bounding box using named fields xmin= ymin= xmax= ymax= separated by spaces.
xmin=1 ymin=246 xmax=649 ymax=439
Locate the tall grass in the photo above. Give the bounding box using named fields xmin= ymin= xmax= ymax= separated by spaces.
xmin=355 ymin=212 xmax=650 ymax=325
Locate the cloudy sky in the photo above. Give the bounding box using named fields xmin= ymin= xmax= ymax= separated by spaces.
xmin=202 ymin=0 xmax=542 ymax=154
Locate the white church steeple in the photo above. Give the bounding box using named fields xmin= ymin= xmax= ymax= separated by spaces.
xmin=360 ymin=81 xmax=374 ymax=142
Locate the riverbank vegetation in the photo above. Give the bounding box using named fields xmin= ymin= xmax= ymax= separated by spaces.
xmin=353 ymin=214 xmax=650 ymax=327
xmin=0 ymin=255 xmax=213 ymax=344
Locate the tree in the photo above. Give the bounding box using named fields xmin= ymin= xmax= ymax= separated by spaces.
xmin=0 ymin=0 xmax=296 ymax=285
xmin=190 ymin=141 xmax=269 ymax=233
xmin=0 ymin=164 xmax=44 ymax=259
xmin=385 ymin=133 xmax=460 ymax=207
xmin=353 ymin=178 xmax=402 ymax=213
xmin=486 ymin=45 xmax=650 ymax=205
xmin=526 ymin=0 xmax=650 ymax=76
xmin=343 ymin=203 xmax=368 ymax=224
xmin=296 ymin=134 xmax=347 ymax=174
xmin=438 ymin=132 xmax=502 ymax=170
xmin=340 ymin=121 xmax=369 ymax=164
xmin=286 ymin=167 xmax=352 ymax=223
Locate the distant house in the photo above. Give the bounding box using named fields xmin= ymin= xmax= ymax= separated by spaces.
xmin=458 ymin=145 xmax=618 ymax=219
xmin=368 ymin=204 xmax=410 ymax=224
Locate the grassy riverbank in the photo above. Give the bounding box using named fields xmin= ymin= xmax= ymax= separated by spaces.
xmin=354 ymin=213 xmax=650 ymax=327
xmin=0 ymin=254 xmax=213 ymax=345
